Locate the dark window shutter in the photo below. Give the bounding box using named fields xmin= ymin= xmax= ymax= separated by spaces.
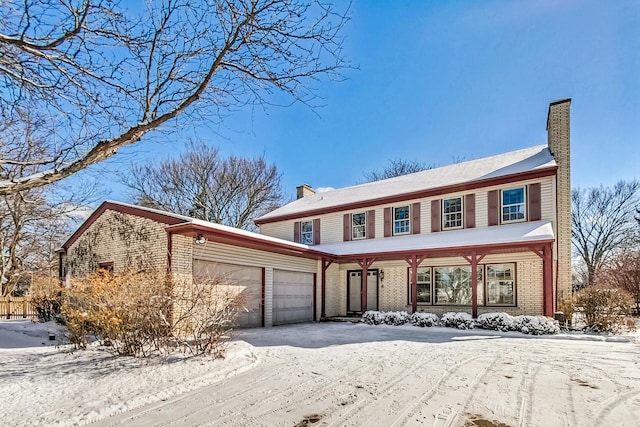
xmin=343 ymin=214 xmax=351 ymax=241
xmin=431 ymin=199 xmax=441 ymax=232
xmin=412 ymin=202 xmax=421 ymax=234
xmin=293 ymin=221 xmax=300 ymax=243
xmin=313 ymin=218 xmax=321 ymax=244
xmin=528 ymin=183 xmax=542 ymax=221
xmin=384 ymin=207 xmax=391 ymax=237
xmin=465 ymin=194 xmax=475 ymax=229
xmin=488 ymin=190 xmax=499 ymax=226
xmin=367 ymin=210 xmax=375 ymax=239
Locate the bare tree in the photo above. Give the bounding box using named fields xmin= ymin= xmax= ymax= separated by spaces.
xmin=571 ymin=180 xmax=640 ymax=288
xmin=364 ymin=159 xmax=435 ymax=182
xmin=0 ymin=114 xmax=98 ymax=295
xmin=0 ymin=0 xmax=349 ymax=195
xmin=599 ymin=248 xmax=640 ymax=315
xmin=123 ymin=143 xmax=284 ymax=230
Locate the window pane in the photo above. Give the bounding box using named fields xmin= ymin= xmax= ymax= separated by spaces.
xmin=408 ymin=267 xmax=431 ymax=304
xmin=434 ymin=266 xmax=483 ymax=305
xmin=501 ymin=188 xmax=526 ymax=222
xmin=301 ymin=221 xmax=313 ymax=245
xmin=352 ymin=212 xmax=366 ymax=239
xmin=393 ymin=206 xmax=410 ymax=234
xmin=442 ymin=197 xmax=463 ymax=229
xmin=486 ymin=263 xmax=515 ymax=305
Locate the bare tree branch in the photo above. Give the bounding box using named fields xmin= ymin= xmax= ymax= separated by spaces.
xmin=0 ymin=0 xmax=350 ymax=194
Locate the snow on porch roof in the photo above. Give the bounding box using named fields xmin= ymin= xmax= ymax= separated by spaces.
xmin=312 ymin=220 xmax=555 ymax=257
xmin=256 ymin=145 xmax=555 ymax=223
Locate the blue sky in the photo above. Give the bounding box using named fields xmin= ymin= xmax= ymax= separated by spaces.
xmin=96 ymin=0 xmax=639 ymax=203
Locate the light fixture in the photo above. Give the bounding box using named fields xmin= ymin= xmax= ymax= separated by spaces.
xmin=195 ymin=234 xmax=206 ymax=245
xmin=379 ymin=269 xmax=384 ymax=281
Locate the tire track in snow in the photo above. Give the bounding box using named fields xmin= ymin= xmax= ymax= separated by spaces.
xmin=591 ymin=389 xmax=640 ymax=427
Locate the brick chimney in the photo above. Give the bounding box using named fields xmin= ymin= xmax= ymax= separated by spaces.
xmin=296 ymin=184 xmax=316 ymax=199
xmin=546 ymin=98 xmax=571 ymax=307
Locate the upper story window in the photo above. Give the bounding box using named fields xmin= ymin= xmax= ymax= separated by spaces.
xmin=393 ymin=205 xmax=410 ymax=235
xmin=502 ymin=187 xmax=526 ymax=223
xmin=352 ymin=212 xmax=366 ymax=240
xmin=300 ymin=220 xmax=313 ymax=245
xmin=442 ymin=197 xmax=463 ymax=230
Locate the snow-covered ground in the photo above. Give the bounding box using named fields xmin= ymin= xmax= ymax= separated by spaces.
xmin=1 ymin=319 xmax=639 ymax=427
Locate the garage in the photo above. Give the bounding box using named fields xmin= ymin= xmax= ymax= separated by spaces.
xmin=194 ymin=260 xmax=262 ymax=328
xmin=273 ymin=269 xmax=314 ymax=325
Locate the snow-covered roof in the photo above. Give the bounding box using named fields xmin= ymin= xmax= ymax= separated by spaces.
xmin=256 ymin=145 xmax=555 ymax=222
xmin=313 ymin=220 xmax=555 ymax=257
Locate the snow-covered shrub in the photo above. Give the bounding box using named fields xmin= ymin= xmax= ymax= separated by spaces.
xmin=512 ymin=315 xmax=559 ymax=335
xmin=476 ymin=312 xmax=514 ymax=332
xmin=440 ymin=312 xmax=475 ymax=329
xmin=362 ymin=311 xmax=410 ymax=325
xmin=410 ymin=312 xmax=440 ymax=327
xmin=362 ymin=310 xmax=386 ymax=325
xmin=384 ymin=311 xmax=410 ymax=326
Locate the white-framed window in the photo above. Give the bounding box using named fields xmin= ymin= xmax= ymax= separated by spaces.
xmin=501 ymin=187 xmax=526 ymax=223
xmin=408 ymin=267 xmax=431 ymax=304
xmin=442 ymin=197 xmax=463 ymax=230
xmin=352 ymin=212 xmax=366 ymax=240
xmin=486 ymin=263 xmax=516 ymax=306
xmin=300 ymin=220 xmax=313 ymax=245
xmin=393 ymin=205 xmax=410 ymax=235
xmin=434 ymin=266 xmax=484 ymax=305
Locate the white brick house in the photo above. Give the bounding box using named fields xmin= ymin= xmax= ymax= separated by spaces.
xmin=60 ymin=99 xmax=572 ymax=326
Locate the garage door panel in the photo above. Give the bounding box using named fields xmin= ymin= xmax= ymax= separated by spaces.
xmin=273 ymin=270 xmax=313 ymax=325
xmin=193 ymin=260 xmax=262 ymax=328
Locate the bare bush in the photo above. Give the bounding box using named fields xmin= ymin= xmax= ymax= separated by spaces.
xmin=29 ymin=275 xmax=62 ymax=322
xmin=61 ymin=270 xmax=243 ymax=357
xmin=575 ymin=284 xmax=634 ymax=333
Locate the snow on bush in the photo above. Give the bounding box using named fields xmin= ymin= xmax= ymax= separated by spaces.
xmin=440 ymin=312 xmax=475 ymax=329
xmin=476 ymin=313 xmax=514 ymax=332
xmin=512 ymin=315 xmax=560 ymax=335
xmin=362 ymin=311 xmax=386 ymax=325
xmin=362 ymin=311 xmax=409 ymax=326
xmin=384 ymin=311 xmax=410 ymax=326
xmin=410 ymin=312 xmax=440 ymax=327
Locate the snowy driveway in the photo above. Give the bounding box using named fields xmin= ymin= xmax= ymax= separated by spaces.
xmin=2 ymin=321 xmax=639 ymax=427
xmin=92 ymin=323 xmax=639 ymax=427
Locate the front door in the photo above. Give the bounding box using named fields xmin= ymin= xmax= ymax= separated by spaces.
xmin=347 ymin=269 xmax=379 ymax=313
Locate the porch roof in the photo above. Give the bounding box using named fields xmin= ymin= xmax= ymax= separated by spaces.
xmin=313 ymin=220 xmax=555 ymax=258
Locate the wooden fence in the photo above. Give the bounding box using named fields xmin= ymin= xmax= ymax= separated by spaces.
xmin=0 ymin=296 xmax=38 ymax=319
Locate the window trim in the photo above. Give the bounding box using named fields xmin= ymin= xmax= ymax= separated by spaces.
xmin=393 ymin=205 xmax=411 ymax=235
xmin=485 ymin=263 xmax=517 ymax=307
xmin=442 ymin=196 xmax=464 ymax=230
xmin=300 ymin=220 xmax=314 ymax=245
xmin=501 ymin=186 xmax=527 ymax=224
xmin=351 ymin=212 xmax=367 ymax=240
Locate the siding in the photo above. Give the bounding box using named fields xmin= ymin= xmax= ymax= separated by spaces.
xmin=193 ymin=241 xmax=317 ymax=273
xmin=64 ymin=210 xmax=169 ymax=277
xmin=260 ymin=176 xmax=555 ymax=246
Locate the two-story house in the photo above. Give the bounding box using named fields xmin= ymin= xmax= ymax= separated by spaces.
xmin=59 ymin=99 xmax=572 ymax=327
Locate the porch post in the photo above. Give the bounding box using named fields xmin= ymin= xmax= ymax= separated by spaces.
xmin=470 ymin=250 xmax=478 ymax=319
xmin=361 ymin=258 xmax=368 ymax=312
xmin=410 ymin=255 xmax=418 ymax=313
xmin=321 ymin=258 xmax=333 ymax=319
xmin=543 ymin=243 xmax=554 ymax=317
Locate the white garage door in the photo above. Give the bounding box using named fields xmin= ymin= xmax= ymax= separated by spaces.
xmin=273 ymin=269 xmax=314 ymax=325
xmin=193 ymin=260 xmax=262 ymax=328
